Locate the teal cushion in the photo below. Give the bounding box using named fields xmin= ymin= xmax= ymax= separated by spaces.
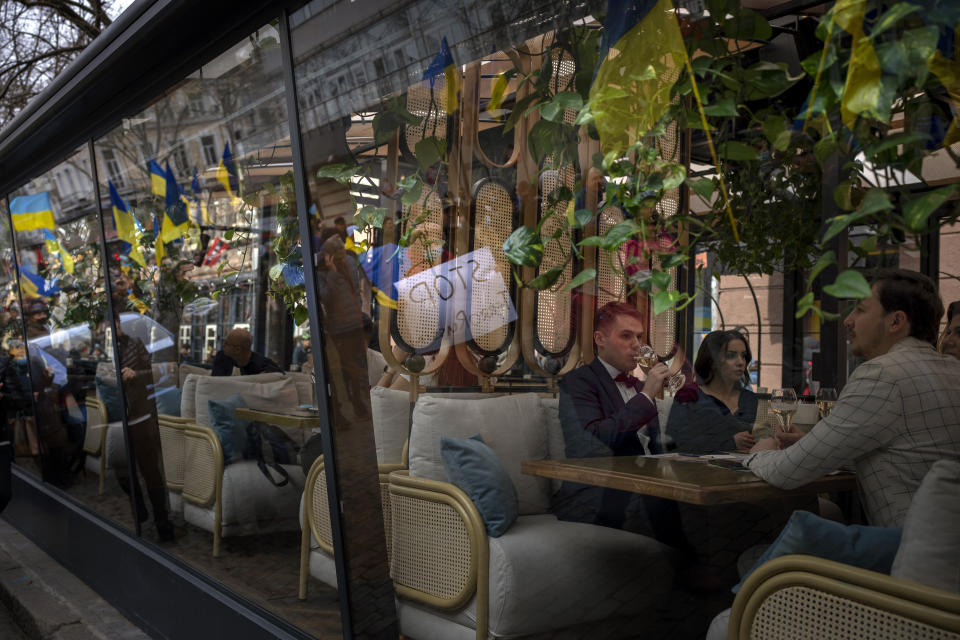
xmin=154 ymin=387 xmax=182 ymax=416
xmin=207 ymin=394 xmax=250 ymax=465
xmin=441 ymin=434 xmax=518 ymax=537
xmin=94 ymin=378 xmax=123 ymax=422
xmin=733 ymin=510 xmax=902 ymax=593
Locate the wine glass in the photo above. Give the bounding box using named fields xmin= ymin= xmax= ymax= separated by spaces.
xmin=816 ymin=387 xmax=837 ymax=419
xmin=770 ymin=388 xmax=799 ymax=432
xmin=635 ymin=345 xmax=658 ymax=373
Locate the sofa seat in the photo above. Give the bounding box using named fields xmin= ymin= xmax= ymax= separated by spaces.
xmin=184 ymin=460 xmax=304 ymax=537
xmin=396 ymin=513 xmax=672 ymax=639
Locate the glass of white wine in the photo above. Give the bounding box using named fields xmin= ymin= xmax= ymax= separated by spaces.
xmin=771 ymin=388 xmax=799 ymax=432
xmin=635 ymin=345 xmax=658 ymax=373
xmin=816 ymin=387 xmax=837 ymax=419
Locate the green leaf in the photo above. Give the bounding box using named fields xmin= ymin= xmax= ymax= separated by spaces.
xmin=372 ymin=96 xmax=422 ymax=144
xmin=823 ymin=270 xmax=872 ymax=300
xmin=415 ymin=137 xmax=447 ymax=171
xmin=527 ymin=265 xmax=564 ymax=290
xmin=661 ymin=163 xmax=687 ymax=191
xmin=651 ymin=270 xmax=672 ymax=290
xmin=540 ymin=91 xmax=583 ymax=122
xmin=794 ymin=291 xmax=815 ymax=319
xmin=563 ymin=268 xmax=596 ymax=292
xmin=224 ymin=229 xmax=235 ymax=242
xmin=599 ymin=219 xmax=642 ymax=251
xmin=800 ymin=47 xmax=837 ymax=77
xmin=686 ymin=177 xmax=715 ymax=201
xmin=813 ymin=137 xmax=839 ymax=170
xmin=869 ymin=3 xmax=921 ymax=39
xmin=807 ymin=250 xmax=836 ymax=287
xmin=294 ymin=305 xmax=309 ymax=326
xmin=762 ymin=115 xmax=791 ymax=151
xmin=503 ymin=226 xmax=544 ymax=268
xmin=903 ymin=184 xmax=958 ymax=232
xmin=268 ymin=263 xmax=284 ymax=281
xmin=316 ymin=163 xmax=356 ymax=183
xmin=722 ymin=8 xmax=772 ymax=41
xmin=570 ymin=208 xmax=594 ymax=229
xmin=652 ymin=290 xmax=681 ymax=316
xmin=702 ymin=96 xmax=738 ymax=117
xmin=718 ymin=141 xmax=758 ymax=161
xmin=863 ymin=131 xmax=929 ymax=160
xmin=833 ymin=182 xmax=855 ymax=211
xmin=356 ymin=205 xmax=387 ymax=229
xmin=401 ymin=180 xmax=423 ymax=207
xmin=528 ymin=119 xmax=565 ymax=164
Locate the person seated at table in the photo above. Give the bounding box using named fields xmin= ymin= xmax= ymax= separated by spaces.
xmin=666 ymin=329 xmax=757 ymax=454
xmin=555 ymin=302 xmax=697 ymax=541
xmin=211 ymin=328 xmax=282 ymax=377
xmin=746 ymin=268 xmax=960 ymax=529
xmin=939 ymin=300 xmax=960 ymax=360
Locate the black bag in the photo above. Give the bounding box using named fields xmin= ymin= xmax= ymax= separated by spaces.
xmin=245 ymin=421 xmax=300 ymax=487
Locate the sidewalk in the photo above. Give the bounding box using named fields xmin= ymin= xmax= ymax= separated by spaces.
xmin=0 ymin=518 xmax=150 ymax=640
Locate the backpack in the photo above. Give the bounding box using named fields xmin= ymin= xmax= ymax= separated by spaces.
xmin=244 ymin=421 xmax=300 ymax=487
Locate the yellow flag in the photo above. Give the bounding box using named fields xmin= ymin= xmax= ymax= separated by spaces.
xmin=589 ymin=0 xmax=685 ymax=154
xmin=834 ymin=0 xmax=881 ymax=128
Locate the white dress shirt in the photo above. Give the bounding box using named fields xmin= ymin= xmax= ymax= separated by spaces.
xmin=597 ymin=357 xmax=655 ymax=454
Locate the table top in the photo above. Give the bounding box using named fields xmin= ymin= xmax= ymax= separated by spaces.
xmin=234 ymin=407 xmax=321 ymax=430
xmin=521 ymin=456 xmax=856 ymax=506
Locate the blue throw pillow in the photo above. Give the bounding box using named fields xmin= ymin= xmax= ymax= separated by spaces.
xmin=208 ymin=394 xmax=250 ymax=465
xmin=733 ymin=510 xmax=902 ymax=593
xmin=94 ymin=378 xmax=123 ymax=422
xmin=154 ymin=387 xmax=182 ymax=416
xmin=441 ymin=434 xmax=518 ymax=537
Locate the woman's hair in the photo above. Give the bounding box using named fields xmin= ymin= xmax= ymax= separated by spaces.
xmin=948 ymin=300 xmax=960 ymax=325
xmin=694 ymin=330 xmax=752 ymax=385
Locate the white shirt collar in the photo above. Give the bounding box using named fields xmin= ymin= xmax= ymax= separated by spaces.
xmin=597 ymin=357 xmax=623 ymax=381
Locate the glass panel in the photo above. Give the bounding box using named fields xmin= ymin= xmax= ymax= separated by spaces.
xmin=92 ymin=22 xmax=331 ymax=634
xmin=7 ymin=148 xmax=134 ymax=530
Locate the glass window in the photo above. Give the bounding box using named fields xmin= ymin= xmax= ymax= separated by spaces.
xmin=7 ymin=148 xmax=133 ymax=531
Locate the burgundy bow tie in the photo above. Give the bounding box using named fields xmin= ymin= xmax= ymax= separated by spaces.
xmin=614 ymin=371 xmax=639 ymax=387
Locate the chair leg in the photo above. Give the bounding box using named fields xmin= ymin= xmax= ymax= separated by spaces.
xmin=299 ymin=515 xmax=310 ymax=600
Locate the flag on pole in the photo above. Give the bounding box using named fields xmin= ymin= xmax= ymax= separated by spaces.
xmin=160 ymin=161 xmax=190 ymax=243
xmin=422 ymin=36 xmax=459 ymax=114
xmin=149 ymin=159 xmax=166 ymax=196
xmin=108 ymin=180 xmax=146 ymax=267
xmin=42 ymin=230 xmax=74 ymax=274
xmin=217 ymin=142 xmax=239 ymax=199
xmin=190 ymin=168 xmax=210 ymax=224
xmin=18 ymin=264 xmax=59 ymax=298
xmin=10 ymin=192 xmax=55 ymax=232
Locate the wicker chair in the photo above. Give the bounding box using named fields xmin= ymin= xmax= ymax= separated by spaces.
xmin=727 ymin=555 xmax=960 ymax=639
xmin=157 ymin=414 xmax=190 ymax=512
xmin=82 ymin=396 xmax=124 ymax=495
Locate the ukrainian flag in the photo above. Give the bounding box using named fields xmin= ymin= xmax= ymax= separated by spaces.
xmin=19 ymin=264 xmax=59 ymax=298
xmin=10 ymin=192 xmax=55 ymax=232
xmin=42 ymin=230 xmax=74 ymax=274
xmin=191 ymin=168 xmax=209 ymax=224
xmin=422 ymin=36 xmax=459 ymax=115
xmin=359 ymin=243 xmax=402 ymax=309
xmin=148 ymin=159 xmax=166 ymax=196
xmin=160 ymin=161 xmax=190 ymax=243
xmin=109 ymin=180 xmax=146 ymax=267
xmin=217 ymin=142 xmax=239 ymax=199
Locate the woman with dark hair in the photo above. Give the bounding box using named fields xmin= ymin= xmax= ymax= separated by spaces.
xmin=666 ymin=330 xmax=757 ymax=453
xmin=939 ymin=301 xmax=960 ymax=360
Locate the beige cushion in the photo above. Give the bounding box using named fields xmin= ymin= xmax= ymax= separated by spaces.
xmin=285 ymin=371 xmax=313 ymax=406
xmin=178 ymin=363 xmax=211 ymax=388
xmin=890 ymin=459 xmax=960 ymax=592
xmin=192 ymin=373 xmax=293 ymax=426
xmin=409 ymin=393 xmax=551 ymax=515
xmin=367 ymin=349 xmax=387 ymax=386
xmin=541 ymin=397 xmax=565 ymax=494
xmin=181 ymin=373 xmax=202 ymax=420
xmin=371 ymin=386 xmax=410 ymax=465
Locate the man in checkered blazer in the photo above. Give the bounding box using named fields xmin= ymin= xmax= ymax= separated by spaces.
xmin=745 ymin=268 xmax=960 ymax=528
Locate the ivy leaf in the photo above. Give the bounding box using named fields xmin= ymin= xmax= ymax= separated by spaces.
xmin=563 ymin=268 xmax=596 ymax=292
xmin=722 ymin=8 xmax=772 ymax=41
xmin=686 ymin=177 xmax=715 ymax=201
xmin=661 ymin=163 xmax=687 ymax=190
xmin=316 ymin=163 xmax=356 ymax=184
xmin=528 ymin=119 xmax=565 ymax=164
xmin=650 ymin=270 xmax=673 ymax=291
xmin=823 ymin=269 xmax=872 ymax=300
xmin=294 ymin=305 xmax=309 ymax=326
xmin=400 ymin=180 xmax=423 ymax=207
xmin=540 ymin=91 xmax=583 ymax=122
xmin=569 ymin=208 xmax=594 ymax=229
xmin=527 ymin=265 xmax=564 ymax=290
xmin=823 ymin=189 xmax=893 ymax=242
xmin=794 ymin=291 xmax=815 ymax=319
xmin=762 ymin=115 xmax=791 ymax=151
xmin=903 ymin=184 xmax=957 ymax=232
xmin=652 ymin=289 xmax=681 ymax=316
xmin=415 ymin=137 xmax=447 ymax=171
xmin=224 ymin=229 xmax=235 ymax=242
xmin=870 ymin=3 xmax=921 ymax=39
xmin=718 ymin=141 xmax=758 ymax=161
xmin=372 ymin=96 xmax=422 ymax=144
xmin=268 ymin=263 xmax=284 ymax=281
xmin=599 ymin=219 xmax=642 ymax=251
xmin=503 ymin=226 xmax=544 ymax=267
xmin=807 ymin=250 xmax=836 ymax=287
xmin=356 ymin=205 xmax=387 ymax=229
xmin=702 ymin=96 xmax=738 ymax=117
xmin=863 ymin=131 xmax=928 ymax=160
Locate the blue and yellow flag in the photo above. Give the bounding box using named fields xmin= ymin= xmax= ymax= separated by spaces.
xmin=10 ymin=192 xmax=55 ymax=232
xmin=108 ymin=180 xmax=146 ymax=267
xmin=18 ymin=264 xmax=59 ymax=298
xmin=42 ymin=230 xmax=74 ymax=274
xmin=160 ymin=161 xmax=190 ymax=243
xmin=589 ymin=0 xmax=685 ymax=153
xmin=217 ymin=142 xmax=239 ymax=199
xmin=422 ymin=36 xmax=459 ymax=114
xmin=359 ymin=243 xmax=402 ymax=309
xmin=148 ymin=159 xmax=166 ymax=197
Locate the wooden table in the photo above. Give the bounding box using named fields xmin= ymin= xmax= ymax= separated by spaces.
xmin=234 ymin=407 xmax=322 ymax=430
xmin=521 ymin=456 xmax=856 ymax=506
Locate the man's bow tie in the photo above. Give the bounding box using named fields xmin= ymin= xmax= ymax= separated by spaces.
xmin=614 ymin=371 xmax=639 ymax=387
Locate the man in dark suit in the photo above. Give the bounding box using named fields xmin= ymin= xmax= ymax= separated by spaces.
xmin=556 ymin=300 xmax=699 ymax=562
